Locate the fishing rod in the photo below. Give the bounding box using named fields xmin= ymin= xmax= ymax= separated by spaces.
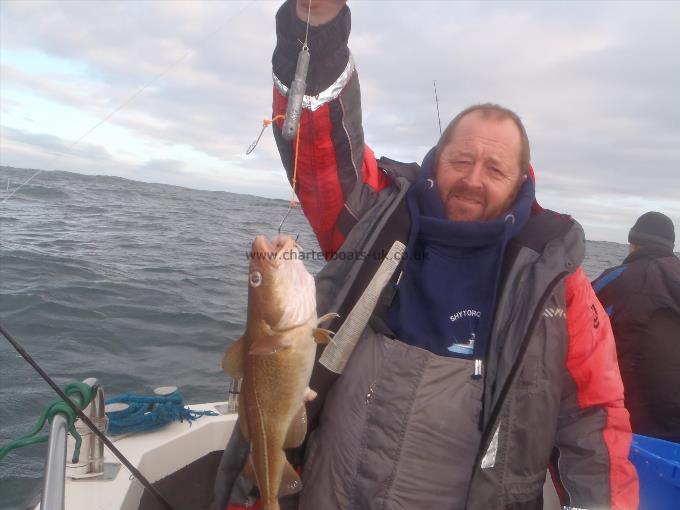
xmin=433 ymin=80 xmax=442 ymax=135
xmin=0 ymin=321 xmax=177 ymax=510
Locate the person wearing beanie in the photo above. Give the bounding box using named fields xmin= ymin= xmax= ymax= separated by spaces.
xmin=629 ymin=211 xmax=676 ymax=251
xmin=593 ymin=212 xmax=680 ymax=442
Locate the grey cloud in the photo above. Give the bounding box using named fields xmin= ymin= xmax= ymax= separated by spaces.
xmin=1 ymin=1 xmax=276 ymax=160
xmin=1 ymin=126 xmax=112 ymax=161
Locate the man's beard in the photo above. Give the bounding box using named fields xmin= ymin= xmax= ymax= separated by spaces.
xmin=440 ymin=177 xmax=524 ymax=221
xmin=443 ymin=182 xmax=487 ymax=210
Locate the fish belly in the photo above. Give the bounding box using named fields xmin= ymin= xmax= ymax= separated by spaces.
xmin=243 ymin=337 xmax=315 ymax=505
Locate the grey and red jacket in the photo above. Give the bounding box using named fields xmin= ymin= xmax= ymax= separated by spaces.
xmin=593 ymin=245 xmax=680 ymax=442
xmin=268 ymin=2 xmax=639 ymax=508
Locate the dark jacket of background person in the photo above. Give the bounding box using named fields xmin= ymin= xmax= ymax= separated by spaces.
xmin=594 ymin=244 xmax=680 ymax=442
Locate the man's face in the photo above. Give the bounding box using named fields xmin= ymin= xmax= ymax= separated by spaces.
xmin=435 ymin=111 xmax=526 ymax=222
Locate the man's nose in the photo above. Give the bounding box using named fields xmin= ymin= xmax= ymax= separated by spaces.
xmin=463 ymin=161 xmax=484 ymax=187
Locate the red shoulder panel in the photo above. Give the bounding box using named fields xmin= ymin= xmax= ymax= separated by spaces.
xmin=565 ymin=268 xmax=639 ymax=510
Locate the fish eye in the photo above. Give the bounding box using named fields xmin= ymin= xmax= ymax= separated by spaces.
xmin=249 ymin=271 xmax=262 ymax=287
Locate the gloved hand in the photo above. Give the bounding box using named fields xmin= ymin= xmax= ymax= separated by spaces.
xmin=295 ymin=0 xmax=346 ymax=26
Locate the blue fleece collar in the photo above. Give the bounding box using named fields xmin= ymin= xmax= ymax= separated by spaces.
xmin=385 ymin=147 xmax=535 ymax=358
xmin=406 ymin=147 xmax=534 ymax=248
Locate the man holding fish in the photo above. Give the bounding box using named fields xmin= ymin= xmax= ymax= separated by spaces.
xmin=214 ymin=1 xmax=639 ymax=509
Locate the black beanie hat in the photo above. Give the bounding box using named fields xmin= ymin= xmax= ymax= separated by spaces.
xmin=628 ymin=212 xmax=675 ymax=250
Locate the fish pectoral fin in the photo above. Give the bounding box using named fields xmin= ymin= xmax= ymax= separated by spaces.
xmin=222 ymin=336 xmax=245 ymax=377
xmin=279 ymin=460 xmax=303 ymax=497
xmin=317 ymin=312 xmax=340 ymax=326
xmin=283 ymin=404 xmax=307 ymax=448
xmin=312 ymin=328 xmax=334 ymax=345
xmin=313 ymin=314 xmax=338 ymax=344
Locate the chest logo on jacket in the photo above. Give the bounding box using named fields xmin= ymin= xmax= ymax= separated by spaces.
xmin=448 ymin=309 xmax=481 ymax=355
xmin=543 ymin=307 xmax=566 ymax=319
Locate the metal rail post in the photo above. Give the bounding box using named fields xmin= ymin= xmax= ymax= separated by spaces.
xmin=40 ymin=378 xmax=106 ymax=508
xmin=40 ymin=413 xmax=68 ymax=510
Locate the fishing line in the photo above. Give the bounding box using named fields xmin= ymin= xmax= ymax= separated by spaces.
xmin=247 ymin=1 xmax=312 ymax=236
xmin=273 ymin=1 xmax=313 ymax=235
xmin=1 ymin=0 xmax=254 ymax=205
xmin=0 ymin=322 xmax=177 ymax=510
xmin=303 ymin=0 xmax=312 ymax=50
xmin=246 ymin=113 xmax=302 ymax=236
xmin=275 ymin=112 xmax=303 ymax=237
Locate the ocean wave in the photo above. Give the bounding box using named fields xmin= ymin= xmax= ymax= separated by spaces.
xmin=12 ymin=184 xmax=70 ymax=201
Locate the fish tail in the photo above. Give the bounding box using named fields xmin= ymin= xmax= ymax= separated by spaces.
xmin=262 ymin=500 xmax=281 ymax=510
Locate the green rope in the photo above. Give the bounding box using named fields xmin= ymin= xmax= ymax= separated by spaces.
xmin=0 ymin=382 xmax=95 ymax=463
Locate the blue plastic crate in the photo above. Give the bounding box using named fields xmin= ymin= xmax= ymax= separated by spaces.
xmin=630 ymin=434 xmax=680 ymax=510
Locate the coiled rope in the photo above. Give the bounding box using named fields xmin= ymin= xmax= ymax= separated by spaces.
xmin=105 ymin=391 xmax=217 ymax=436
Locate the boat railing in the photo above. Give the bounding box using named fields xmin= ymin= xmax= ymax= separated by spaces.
xmin=227 ymin=377 xmax=241 ymax=413
xmin=40 ymin=377 xmax=107 ymax=510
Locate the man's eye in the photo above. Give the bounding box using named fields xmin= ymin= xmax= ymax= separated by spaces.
xmin=454 ymin=160 xmax=472 ymax=166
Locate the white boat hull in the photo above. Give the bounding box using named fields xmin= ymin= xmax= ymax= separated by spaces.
xmin=32 ymin=402 xmax=236 ymax=510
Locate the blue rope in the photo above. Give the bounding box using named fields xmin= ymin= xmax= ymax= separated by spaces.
xmin=105 ymin=392 xmax=217 ymax=436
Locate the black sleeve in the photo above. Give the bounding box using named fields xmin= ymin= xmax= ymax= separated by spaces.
xmin=635 ymin=307 xmax=680 ymax=441
xmin=272 ymin=0 xmax=351 ymax=93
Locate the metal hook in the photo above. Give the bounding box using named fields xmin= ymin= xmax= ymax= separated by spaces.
xmin=246 ymin=122 xmax=268 ymax=155
xmin=277 ymin=202 xmax=301 ymax=243
xmin=278 ymin=204 xmax=293 ymax=235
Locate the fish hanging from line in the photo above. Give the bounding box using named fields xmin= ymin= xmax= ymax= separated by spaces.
xmin=222 ymin=234 xmax=336 ymax=510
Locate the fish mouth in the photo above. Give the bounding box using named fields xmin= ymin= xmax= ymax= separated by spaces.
xmin=251 ymin=235 xmax=299 ymax=267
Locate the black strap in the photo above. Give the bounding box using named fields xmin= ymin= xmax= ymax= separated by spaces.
xmin=325 ymin=194 xmax=411 ymax=334
xmin=499 ymin=210 xmax=575 ymax=285
xmin=511 ymin=209 xmax=574 ymax=253
xmin=307 ymin=189 xmax=411 ymax=432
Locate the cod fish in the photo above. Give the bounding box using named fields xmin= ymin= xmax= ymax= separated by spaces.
xmin=222 ymin=235 xmax=336 ymax=510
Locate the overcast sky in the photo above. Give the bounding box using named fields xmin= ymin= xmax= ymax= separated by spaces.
xmin=1 ymin=0 xmax=678 ymax=243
